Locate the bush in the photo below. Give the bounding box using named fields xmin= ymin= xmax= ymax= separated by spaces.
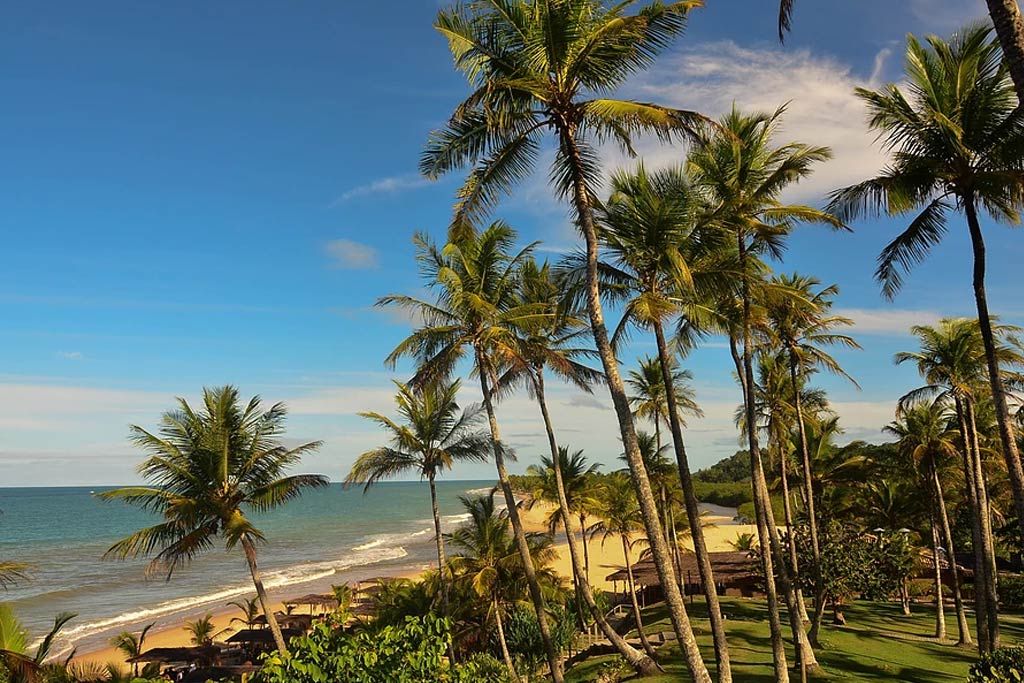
xmin=500 ymin=604 xmax=577 ymax=674
xmin=693 ymin=481 xmax=752 ymax=508
xmin=257 ymin=615 xmax=475 ymax=683
xmin=1000 ymin=575 xmax=1024 ymax=608
xmin=967 ymin=646 xmax=1024 ymax=682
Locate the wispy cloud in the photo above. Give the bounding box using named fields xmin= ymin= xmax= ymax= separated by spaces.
xmin=616 ymin=41 xmax=890 ymax=205
xmin=835 ymin=307 xmax=943 ymax=336
xmin=333 ymin=174 xmax=430 ymax=203
xmin=325 ymin=239 xmax=379 ymax=269
xmin=56 ymin=351 xmax=83 ymax=361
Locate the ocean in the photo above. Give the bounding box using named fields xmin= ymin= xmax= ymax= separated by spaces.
xmin=0 ymin=481 xmax=494 ymax=657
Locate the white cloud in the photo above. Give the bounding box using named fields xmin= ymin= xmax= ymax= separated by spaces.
xmin=334 ymin=174 xmax=430 ymax=203
xmin=56 ymin=351 xmax=83 ymax=360
xmin=835 ymin=307 xmax=943 ymax=336
xmin=616 ymin=41 xmax=889 ymax=205
xmin=326 ymin=239 xmax=379 ymax=269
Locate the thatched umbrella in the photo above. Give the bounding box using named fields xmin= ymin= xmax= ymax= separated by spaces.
xmin=127 ymin=646 xmax=221 ymax=666
xmin=284 ymin=593 xmax=338 ymax=615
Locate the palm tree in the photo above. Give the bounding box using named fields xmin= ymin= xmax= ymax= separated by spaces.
xmin=829 ymin=25 xmax=1024 ymax=556
xmin=0 ymin=563 xmax=29 ymax=590
xmin=110 ymin=623 xmax=154 ymax=677
xmin=98 ymin=385 xmax=328 ymax=655
xmin=581 ymin=164 xmax=731 ymax=678
xmin=447 ymin=492 xmax=557 ymax=680
xmin=184 ymin=614 xmax=221 ymax=647
xmin=422 ymin=4 xmax=714 ymax=678
xmin=227 ymin=597 xmax=261 ymax=630
xmin=345 ymin=377 xmax=491 ymax=627
xmin=592 ymin=474 xmax=659 ymax=660
xmin=688 ymin=105 xmax=842 ymax=678
xmin=627 ymin=356 xmax=701 ymax=452
xmin=894 ymin=318 xmax=1024 ymax=652
xmin=379 ymin=223 xmax=565 ymax=682
xmin=0 ymin=606 xmax=76 ymax=683
xmin=762 ymin=272 xmax=860 ymax=643
xmin=742 ymin=352 xmax=824 ymax=626
xmin=504 ymin=256 xmax=661 ymax=673
xmin=885 ymin=402 xmax=968 ymax=642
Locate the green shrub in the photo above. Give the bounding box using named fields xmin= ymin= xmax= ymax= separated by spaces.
xmin=1000 ymin=575 xmax=1024 ymax=608
xmin=967 ymin=646 xmax=1024 ymax=682
xmin=693 ymin=481 xmax=752 ymax=508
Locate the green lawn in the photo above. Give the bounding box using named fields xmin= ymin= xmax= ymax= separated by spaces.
xmin=566 ymin=598 xmax=1024 ymax=682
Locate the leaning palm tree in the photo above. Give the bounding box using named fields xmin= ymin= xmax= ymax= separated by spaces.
xmin=99 ymin=386 xmax=327 ymax=655
xmin=688 ymin=105 xmax=842 ymax=679
xmin=829 ymin=24 xmax=1024 ymax=554
xmin=422 ymin=3 xmax=714 ymax=678
xmin=379 ymin=223 xmax=565 ymax=682
xmin=345 ymin=378 xmax=491 ymax=626
xmin=577 ymin=164 xmax=731 ymax=676
xmin=885 ymin=401 xmax=967 ymax=643
xmin=502 ymin=256 xmax=662 ymax=675
xmin=592 ymin=474 xmax=659 ymax=660
xmin=762 ymin=272 xmax=860 ymax=643
xmin=110 ymin=623 xmax=155 ymax=677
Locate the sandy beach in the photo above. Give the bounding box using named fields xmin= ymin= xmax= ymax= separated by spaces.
xmin=71 ymin=500 xmax=754 ymax=670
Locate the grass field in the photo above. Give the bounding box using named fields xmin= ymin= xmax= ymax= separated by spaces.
xmin=565 ymin=598 xmax=1024 ymax=682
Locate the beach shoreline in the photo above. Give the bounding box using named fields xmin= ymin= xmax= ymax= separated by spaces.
xmin=69 ymin=499 xmax=753 ymax=670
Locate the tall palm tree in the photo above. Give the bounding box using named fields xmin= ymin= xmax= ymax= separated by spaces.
xmin=345 ymin=378 xmax=491 ymax=626
xmin=688 ymin=105 xmax=842 ymax=679
xmin=580 ymin=164 xmax=731 ymax=678
xmin=99 ymin=386 xmax=327 ymax=655
xmin=592 ymin=474 xmax=659 ymax=660
xmin=447 ymin=492 xmax=559 ymax=680
xmin=894 ymin=318 xmax=1024 ymax=652
xmin=885 ymin=402 xmax=968 ymax=642
xmin=379 ymin=223 xmax=565 ymax=682
xmin=422 ymin=4 xmax=714 ymax=678
xmin=829 ymin=25 xmax=1024 ymax=553
xmin=741 ymin=352 xmax=826 ymax=626
xmin=762 ymin=272 xmax=859 ymax=643
xmin=110 ymin=623 xmax=155 ymax=677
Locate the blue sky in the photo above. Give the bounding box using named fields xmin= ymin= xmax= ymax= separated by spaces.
xmin=2 ymin=0 xmax=1017 ymax=486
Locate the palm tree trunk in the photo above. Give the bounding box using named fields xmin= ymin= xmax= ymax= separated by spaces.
xmin=788 ymin=352 xmax=825 ymax=644
xmin=653 ymin=320 xmax=732 ymax=683
xmin=778 ymin=443 xmax=809 ymax=624
xmin=493 ymin=596 xmax=518 ymax=680
xmin=428 ymin=473 xmax=454 ymax=661
xmin=475 ymin=349 xmax=564 ymax=683
xmin=966 ymin=398 xmax=1001 ymax=650
xmin=965 ymin=198 xmax=1024 ymax=553
xmin=956 ymin=397 xmax=991 ymax=653
xmin=930 ymin=511 xmax=947 ymax=640
xmin=985 ymin=0 xmax=1024 ymax=104
xmin=738 ymin=245 xmax=817 ymax=677
xmin=240 ymin=535 xmax=288 ymax=655
xmin=623 ymin=537 xmax=659 ymax=659
xmin=933 ymin=460 xmax=971 ymax=645
xmin=534 ymin=370 xmax=661 ymax=676
xmin=581 ymin=513 xmax=592 ymax=585
xmin=561 ymin=124 xmax=711 ymax=683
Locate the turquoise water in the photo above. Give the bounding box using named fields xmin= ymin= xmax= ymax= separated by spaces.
xmin=0 ymin=481 xmax=493 ymax=656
